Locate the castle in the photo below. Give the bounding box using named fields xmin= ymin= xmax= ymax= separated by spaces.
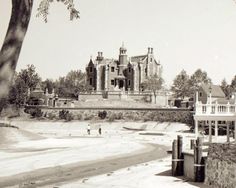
xmin=86 ymin=44 xmax=161 ymax=92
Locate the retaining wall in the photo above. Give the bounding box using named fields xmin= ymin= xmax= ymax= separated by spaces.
xmin=205 ymin=143 xmax=236 ymax=188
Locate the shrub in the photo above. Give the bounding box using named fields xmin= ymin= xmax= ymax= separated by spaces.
xmin=108 ymin=112 xmax=116 ymax=122
xmin=47 ymin=112 xmax=56 ymax=120
xmin=74 ymin=113 xmax=82 ymax=120
xmin=83 ymin=112 xmax=94 ymax=120
xmin=28 ymin=107 xmax=43 ymax=118
xmin=98 ymin=111 xmax=107 ymax=119
xmin=65 ymin=112 xmax=73 ymax=121
xmin=59 ymin=109 xmax=73 ymax=121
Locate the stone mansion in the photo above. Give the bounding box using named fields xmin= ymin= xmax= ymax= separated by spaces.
xmin=86 ymin=44 xmax=161 ymax=92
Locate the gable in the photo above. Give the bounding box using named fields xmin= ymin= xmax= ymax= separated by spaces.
xmin=201 ymin=84 xmax=225 ymax=98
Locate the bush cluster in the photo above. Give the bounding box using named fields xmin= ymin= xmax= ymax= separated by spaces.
xmin=98 ymin=111 xmax=107 ymax=119
xmin=26 ymin=107 xmax=43 ymax=118
xmin=59 ymin=109 xmax=73 ymax=121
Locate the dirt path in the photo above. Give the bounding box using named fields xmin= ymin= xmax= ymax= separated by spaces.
xmin=0 ymin=144 xmax=168 ymax=187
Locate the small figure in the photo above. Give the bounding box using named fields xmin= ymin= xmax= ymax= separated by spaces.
xmin=87 ymin=124 xmax=91 ymax=135
xmin=98 ymin=125 xmax=102 ymax=135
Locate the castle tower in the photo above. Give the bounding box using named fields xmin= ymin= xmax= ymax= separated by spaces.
xmin=119 ymin=42 xmax=127 ymax=65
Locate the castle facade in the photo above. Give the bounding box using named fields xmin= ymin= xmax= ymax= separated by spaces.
xmin=86 ymin=44 xmax=161 ymax=92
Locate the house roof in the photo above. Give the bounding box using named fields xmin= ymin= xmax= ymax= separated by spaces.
xmin=201 ymin=84 xmax=225 ymax=98
xmin=131 ymin=55 xmax=147 ymax=62
xmin=212 ymin=98 xmax=235 ymax=104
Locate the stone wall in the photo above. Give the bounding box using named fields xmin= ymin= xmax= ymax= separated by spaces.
xmin=205 ymin=143 xmax=236 ymax=188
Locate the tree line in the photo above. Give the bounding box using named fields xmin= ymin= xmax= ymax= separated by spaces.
xmin=171 ymin=69 xmax=236 ymax=100
xmin=1 ymin=64 xmax=235 ymax=111
xmin=0 ymin=64 xmax=88 ymax=110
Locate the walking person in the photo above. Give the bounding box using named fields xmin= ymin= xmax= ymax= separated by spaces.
xmin=98 ymin=124 xmax=102 ymax=135
xmin=87 ymin=124 xmax=91 ymax=135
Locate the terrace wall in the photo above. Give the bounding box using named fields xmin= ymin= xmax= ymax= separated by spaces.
xmin=205 ymin=143 xmax=236 ymax=188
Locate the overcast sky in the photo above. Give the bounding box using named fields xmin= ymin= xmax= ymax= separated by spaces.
xmin=0 ymin=0 xmax=236 ymax=87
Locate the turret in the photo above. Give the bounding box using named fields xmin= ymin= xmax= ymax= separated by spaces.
xmin=119 ymin=42 xmax=127 ymax=65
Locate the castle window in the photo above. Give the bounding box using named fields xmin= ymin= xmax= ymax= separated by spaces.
xmin=199 ymin=92 xmax=202 ymax=97
xmin=89 ymin=67 xmax=93 ymax=73
xmin=128 ymin=79 xmax=131 ymax=86
xmin=111 ymin=67 xmax=115 ymax=72
xmin=111 ymin=80 xmax=115 ymax=85
xmin=90 ymin=78 xmax=93 ymax=85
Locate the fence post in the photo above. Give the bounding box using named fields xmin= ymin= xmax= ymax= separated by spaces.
xmin=194 ymin=137 xmax=204 ymax=182
xmin=177 ymin=135 xmax=184 ymax=175
xmin=172 ymin=139 xmax=178 ymax=176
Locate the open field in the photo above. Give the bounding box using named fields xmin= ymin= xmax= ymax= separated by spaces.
xmin=0 ymin=120 xmax=210 ymax=188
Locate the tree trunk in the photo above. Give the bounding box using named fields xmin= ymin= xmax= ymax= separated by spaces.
xmin=0 ymin=0 xmax=33 ymax=99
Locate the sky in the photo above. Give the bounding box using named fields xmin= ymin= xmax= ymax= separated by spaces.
xmin=0 ymin=0 xmax=236 ymax=87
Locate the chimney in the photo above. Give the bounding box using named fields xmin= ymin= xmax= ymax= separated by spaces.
xmin=97 ymin=52 xmax=103 ymax=61
xmin=151 ymin=48 xmax=153 ymax=54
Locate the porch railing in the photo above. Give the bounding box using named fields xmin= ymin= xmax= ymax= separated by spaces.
xmin=195 ymin=102 xmax=236 ymax=115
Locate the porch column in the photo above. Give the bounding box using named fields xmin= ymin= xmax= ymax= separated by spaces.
xmin=195 ymin=120 xmax=199 ymax=138
xmin=209 ymin=121 xmax=212 ymax=143
xmin=226 ymin=121 xmax=230 ymax=143
xmin=215 ymin=121 xmax=218 ymax=141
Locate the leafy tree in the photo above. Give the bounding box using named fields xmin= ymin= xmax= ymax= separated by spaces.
xmin=42 ymin=79 xmax=55 ymax=94
xmin=142 ymin=74 xmax=164 ymax=104
xmin=171 ymin=70 xmax=190 ymax=99
xmin=221 ymin=78 xmax=232 ymax=99
xmin=231 ymin=75 xmax=236 ymax=91
xmin=0 ymin=0 xmax=79 ymax=99
xmin=188 ymin=69 xmax=211 ymax=97
xmin=8 ymin=65 xmax=41 ymax=106
xmin=54 ymin=70 xmax=86 ymax=98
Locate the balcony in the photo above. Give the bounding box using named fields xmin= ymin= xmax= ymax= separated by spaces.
xmin=195 ymin=102 xmax=236 ymax=116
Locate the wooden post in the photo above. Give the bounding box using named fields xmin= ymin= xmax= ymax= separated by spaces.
xmin=226 ymin=122 xmax=230 ymax=143
xmin=190 ymin=139 xmax=195 ymax=150
xmin=195 ymin=120 xmax=199 ymax=138
xmin=172 ymin=140 xmax=178 ymax=176
xmin=209 ymin=121 xmax=212 ymax=143
xmin=215 ymin=120 xmax=218 ymax=140
xmin=194 ymin=137 xmax=204 ymax=182
xmin=177 ymin=135 xmax=184 ymax=176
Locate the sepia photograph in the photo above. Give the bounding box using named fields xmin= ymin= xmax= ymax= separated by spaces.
xmin=0 ymin=0 xmax=236 ymax=187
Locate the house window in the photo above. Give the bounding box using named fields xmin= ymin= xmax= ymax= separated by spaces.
xmin=199 ymin=92 xmax=202 ymax=97
xmin=128 ymin=79 xmax=131 ymax=86
xmin=90 ymin=67 xmax=93 ymax=73
xmin=111 ymin=80 xmax=115 ymax=85
xmin=90 ymin=78 xmax=93 ymax=85
xmin=111 ymin=67 xmax=115 ymax=72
